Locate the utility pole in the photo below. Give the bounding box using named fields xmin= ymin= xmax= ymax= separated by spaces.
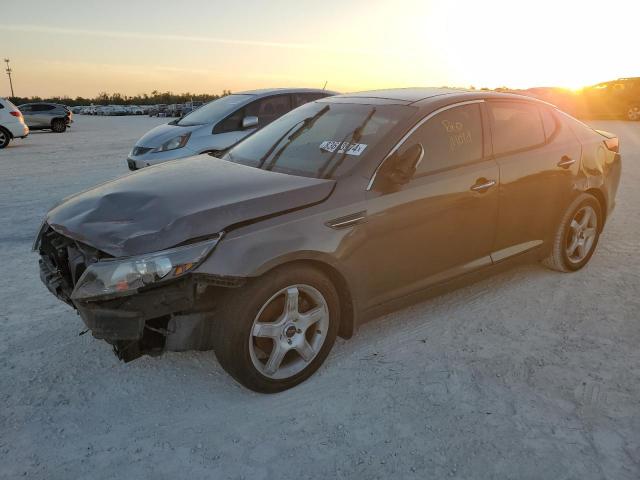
xmin=4 ymin=58 xmax=15 ymax=98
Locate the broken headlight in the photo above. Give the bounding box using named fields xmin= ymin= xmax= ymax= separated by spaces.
xmin=71 ymin=237 xmax=220 ymax=301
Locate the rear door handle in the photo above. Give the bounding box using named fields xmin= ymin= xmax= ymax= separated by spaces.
xmin=557 ymin=156 xmax=576 ymax=168
xmin=470 ymin=179 xmax=497 ymax=192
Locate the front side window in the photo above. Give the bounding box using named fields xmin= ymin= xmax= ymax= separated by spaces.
xmin=399 ymin=104 xmax=483 ymax=175
xmin=177 ymin=94 xmax=253 ymax=126
xmin=224 ymin=101 xmax=414 ymax=179
xmin=246 ymin=95 xmax=292 ymax=126
xmin=489 ymin=102 xmax=545 ymax=155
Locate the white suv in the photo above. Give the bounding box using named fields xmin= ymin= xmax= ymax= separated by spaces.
xmin=0 ymin=97 xmax=29 ymax=148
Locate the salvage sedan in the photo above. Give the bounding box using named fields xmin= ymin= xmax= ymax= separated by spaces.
xmin=35 ymin=88 xmax=621 ymax=392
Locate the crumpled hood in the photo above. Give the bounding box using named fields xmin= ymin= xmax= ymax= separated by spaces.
xmin=46 ymin=157 xmax=335 ymax=257
xmin=135 ymin=122 xmax=200 ymax=147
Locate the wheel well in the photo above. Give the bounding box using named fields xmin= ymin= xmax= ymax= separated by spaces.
xmin=266 ymin=259 xmax=355 ymax=339
xmin=0 ymin=125 xmax=11 ymax=139
xmin=585 ymin=188 xmax=607 ymax=228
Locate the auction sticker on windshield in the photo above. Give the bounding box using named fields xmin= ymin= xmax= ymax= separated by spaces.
xmin=320 ymin=141 xmax=367 ymax=156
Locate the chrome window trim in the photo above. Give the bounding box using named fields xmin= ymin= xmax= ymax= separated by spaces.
xmin=366 ymin=99 xmax=485 ymax=191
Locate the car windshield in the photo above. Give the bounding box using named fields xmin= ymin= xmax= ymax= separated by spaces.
xmin=177 ymin=94 xmax=253 ymax=126
xmin=223 ymin=101 xmax=413 ymax=179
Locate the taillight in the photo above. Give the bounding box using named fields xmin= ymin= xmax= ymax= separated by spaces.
xmin=604 ymin=137 xmax=619 ymax=153
xmin=9 ymin=111 xmax=22 ymax=118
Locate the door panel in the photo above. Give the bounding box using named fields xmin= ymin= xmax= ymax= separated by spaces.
xmin=357 ymin=102 xmax=498 ymax=309
xmin=490 ymin=102 xmax=581 ymax=256
xmin=362 ymin=160 xmax=499 ymax=307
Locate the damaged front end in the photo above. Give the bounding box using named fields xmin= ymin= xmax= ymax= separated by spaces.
xmin=36 ymin=225 xmax=240 ymax=361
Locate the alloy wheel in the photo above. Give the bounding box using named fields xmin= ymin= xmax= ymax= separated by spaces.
xmin=627 ymin=106 xmax=640 ymax=121
xmin=565 ymin=205 xmax=598 ymax=264
xmin=0 ymin=130 xmax=6 ymax=145
xmin=249 ymin=284 xmax=329 ymax=380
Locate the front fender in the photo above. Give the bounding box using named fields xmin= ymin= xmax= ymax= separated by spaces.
xmin=195 ymin=200 xmax=369 ymax=331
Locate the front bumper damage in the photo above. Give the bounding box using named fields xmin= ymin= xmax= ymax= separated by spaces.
xmin=37 ymin=225 xmax=243 ymax=362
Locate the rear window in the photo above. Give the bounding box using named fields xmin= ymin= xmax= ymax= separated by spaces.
xmin=224 ymin=101 xmax=414 ymax=179
xmin=489 ymin=102 xmax=545 ymax=155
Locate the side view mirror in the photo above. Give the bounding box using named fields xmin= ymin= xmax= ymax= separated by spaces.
xmin=377 ymin=143 xmax=424 ymax=189
xmin=242 ymin=116 xmax=259 ymax=129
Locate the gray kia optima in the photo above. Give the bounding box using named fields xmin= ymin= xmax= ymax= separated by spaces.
xmin=36 ymin=88 xmax=621 ymax=392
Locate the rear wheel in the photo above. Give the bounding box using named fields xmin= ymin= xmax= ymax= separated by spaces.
xmin=51 ymin=118 xmax=67 ymax=133
xmin=543 ymin=193 xmax=602 ymax=272
xmin=212 ymin=265 xmax=340 ymax=393
xmin=0 ymin=128 xmax=11 ymax=148
xmin=627 ymin=105 xmax=640 ymax=121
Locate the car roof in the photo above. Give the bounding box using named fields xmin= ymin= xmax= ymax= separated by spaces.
xmin=322 ymin=87 xmax=546 ymax=107
xmin=235 ymin=87 xmax=339 ymax=97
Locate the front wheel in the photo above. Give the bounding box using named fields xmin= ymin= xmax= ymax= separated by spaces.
xmin=543 ymin=193 xmax=602 ymax=272
xmin=212 ymin=265 xmax=340 ymax=393
xmin=0 ymin=128 xmax=10 ymax=149
xmin=51 ymin=118 xmax=67 ymax=133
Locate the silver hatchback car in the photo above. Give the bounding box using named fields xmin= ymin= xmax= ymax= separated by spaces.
xmin=127 ymin=88 xmax=337 ymax=170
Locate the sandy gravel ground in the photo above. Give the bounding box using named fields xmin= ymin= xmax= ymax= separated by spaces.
xmin=1 ymin=116 xmax=638 ymax=479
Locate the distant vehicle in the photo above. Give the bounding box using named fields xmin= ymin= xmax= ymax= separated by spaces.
xmin=0 ymin=97 xmax=29 ymax=148
xmin=71 ymin=106 xmax=87 ymax=114
xmin=37 ymin=88 xmax=621 ymax=392
xmin=181 ymin=101 xmax=203 ymax=116
xmin=166 ymin=104 xmax=183 ymax=117
xmin=128 ymin=105 xmax=144 ymax=115
xmin=148 ymin=104 xmax=168 ymax=117
xmin=579 ymin=78 xmax=640 ymax=121
xmin=18 ymin=103 xmax=73 ymax=133
xmin=127 ymin=88 xmax=337 ymax=170
xmin=107 ymin=105 xmax=127 ymax=116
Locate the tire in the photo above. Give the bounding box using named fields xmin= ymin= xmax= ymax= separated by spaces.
xmin=51 ymin=118 xmax=67 ymax=133
xmin=627 ymin=105 xmax=640 ymax=121
xmin=542 ymin=193 xmax=602 ymax=272
xmin=212 ymin=265 xmax=340 ymax=393
xmin=0 ymin=127 xmax=11 ymax=149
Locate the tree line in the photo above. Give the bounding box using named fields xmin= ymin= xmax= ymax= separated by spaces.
xmin=8 ymin=90 xmax=233 ymax=106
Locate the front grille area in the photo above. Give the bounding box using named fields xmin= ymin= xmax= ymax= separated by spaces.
xmin=132 ymin=146 xmax=152 ymax=156
xmin=38 ymin=226 xmax=106 ymax=305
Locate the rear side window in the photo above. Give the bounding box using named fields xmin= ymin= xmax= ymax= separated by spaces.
xmin=400 ymin=103 xmax=484 ymax=175
xmin=489 ymin=102 xmax=545 ymax=155
xmin=32 ymin=104 xmax=56 ymax=112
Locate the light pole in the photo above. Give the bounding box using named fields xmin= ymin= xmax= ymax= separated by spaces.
xmin=4 ymin=58 xmax=15 ymax=97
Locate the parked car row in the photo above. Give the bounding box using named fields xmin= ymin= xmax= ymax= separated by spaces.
xmin=35 ymin=87 xmax=621 ymax=392
xmin=148 ymin=102 xmax=203 ymax=118
xmin=74 ymin=105 xmax=150 ymax=116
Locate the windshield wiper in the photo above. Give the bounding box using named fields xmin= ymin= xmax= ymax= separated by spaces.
xmin=317 ymin=107 xmax=376 ymax=179
xmin=259 ymin=105 xmax=330 ymax=170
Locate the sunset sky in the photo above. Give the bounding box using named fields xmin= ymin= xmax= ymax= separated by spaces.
xmin=1 ymin=0 xmax=638 ymax=98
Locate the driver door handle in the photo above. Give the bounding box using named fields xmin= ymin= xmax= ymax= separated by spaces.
xmin=470 ymin=179 xmax=497 ymax=192
xmin=557 ymin=156 xmax=576 ymax=168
